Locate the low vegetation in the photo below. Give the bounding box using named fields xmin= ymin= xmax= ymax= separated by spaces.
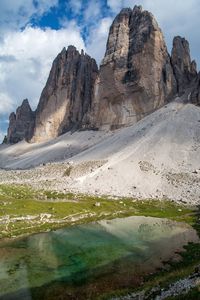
xmin=0 ymin=183 xmax=199 ymax=299
xmin=0 ymin=183 xmax=195 ymax=239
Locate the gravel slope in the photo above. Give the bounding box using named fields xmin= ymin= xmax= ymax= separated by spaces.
xmin=0 ymin=99 xmax=200 ymax=204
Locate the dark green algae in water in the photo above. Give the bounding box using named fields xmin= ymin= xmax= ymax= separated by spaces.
xmin=0 ymin=216 xmax=199 ymax=300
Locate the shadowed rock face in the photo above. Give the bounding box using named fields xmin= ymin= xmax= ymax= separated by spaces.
xmin=171 ymin=36 xmax=197 ymax=95
xmin=7 ymin=99 xmax=35 ymax=144
xmin=90 ymin=5 xmax=177 ymax=130
xmin=31 ymin=46 xmax=98 ymax=142
xmin=190 ymin=73 xmax=200 ymax=106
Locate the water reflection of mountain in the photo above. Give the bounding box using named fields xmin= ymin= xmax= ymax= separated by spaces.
xmin=0 ymin=216 xmax=199 ymax=300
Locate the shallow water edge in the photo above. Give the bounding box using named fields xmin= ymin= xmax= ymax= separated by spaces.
xmin=0 ymin=216 xmax=199 ymax=300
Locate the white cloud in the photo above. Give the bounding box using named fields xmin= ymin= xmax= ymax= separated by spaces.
xmin=68 ymin=0 xmax=83 ymax=15
xmin=0 ymin=24 xmax=85 ymax=114
xmin=84 ymin=0 xmax=102 ymax=22
xmin=0 ymin=0 xmax=58 ymax=34
xmin=107 ymin=0 xmax=125 ymax=13
xmin=0 ymin=93 xmax=14 ymax=114
xmin=63 ymin=1 xmax=110 ymax=64
xmin=86 ymin=17 xmax=113 ymax=64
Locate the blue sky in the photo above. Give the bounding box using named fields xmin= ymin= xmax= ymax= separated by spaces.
xmin=0 ymin=0 xmax=200 ymax=141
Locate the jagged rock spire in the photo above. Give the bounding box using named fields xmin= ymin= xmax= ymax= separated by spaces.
xmin=171 ymin=36 xmax=197 ymax=94
xmin=92 ymin=5 xmax=177 ymax=129
xmin=31 ymin=46 xmax=98 ymax=142
xmin=7 ymin=99 xmax=35 ymax=144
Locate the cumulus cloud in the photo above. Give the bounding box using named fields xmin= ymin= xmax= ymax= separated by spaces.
xmin=62 ymin=1 xmax=109 ymax=63
xmin=107 ymin=0 xmax=125 ymax=13
xmin=0 ymin=0 xmax=66 ymax=140
xmin=0 ymin=0 xmax=58 ymax=34
xmin=0 ymin=24 xmax=85 ymax=143
xmin=0 ymin=93 xmax=14 ymax=114
xmin=68 ymin=0 xmax=83 ymax=15
xmin=0 ymin=24 xmax=85 ymax=113
xmin=86 ymin=17 xmax=113 ymax=64
xmin=83 ymin=0 xmax=102 ymax=22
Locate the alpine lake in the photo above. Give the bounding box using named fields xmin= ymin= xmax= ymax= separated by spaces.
xmin=0 ymin=185 xmax=199 ymax=300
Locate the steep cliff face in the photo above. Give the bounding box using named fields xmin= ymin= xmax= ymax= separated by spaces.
xmin=171 ymin=36 xmax=197 ymax=95
xmin=90 ymin=5 xmax=177 ymax=130
xmin=31 ymin=46 xmax=98 ymax=142
xmin=190 ymin=73 xmax=200 ymax=105
xmin=7 ymin=99 xmax=35 ymax=144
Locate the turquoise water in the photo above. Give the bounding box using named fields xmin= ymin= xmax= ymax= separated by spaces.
xmin=0 ymin=216 xmax=198 ymax=300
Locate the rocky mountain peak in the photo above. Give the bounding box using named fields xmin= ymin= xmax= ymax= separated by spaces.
xmin=116 ymin=7 xmax=132 ymax=18
xmin=171 ymin=36 xmax=197 ymax=94
xmin=102 ymin=5 xmax=157 ymax=65
xmin=132 ymin=5 xmax=143 ymax=13
xmin=7 ymin=99 xmax=35 ymax=144
xmin=93 ymin=6 xmax=177 ymax=129
xmin=61 ymin=46 xmax=66 ymax=52
xmin=102 ymin=8 xmax=131 ymax=64
xmin=19 ymin=98 xmax=32 ymax=112
xmin=31 ymin=46 xmax=98 ymax=142
xmin=67 ymin=45 xmax=77 ymax=52
xmin=128 ymin=6 xmax=161 ymax=57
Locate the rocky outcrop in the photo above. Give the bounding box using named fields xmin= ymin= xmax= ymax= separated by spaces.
xmin=7 ymin=99 xmax=35 ymax=144
xmin=2 ymin=136 xmax=7 ymax=144
xmin=171 ymin=36 xmax=197 ymax=95
xmin=90 ymin=5 xmax=177 ymax=129
xmin=190 ymin=73 xmax=200 ymax=105
xmin=31 ymin=46 xmax=98 ymax=142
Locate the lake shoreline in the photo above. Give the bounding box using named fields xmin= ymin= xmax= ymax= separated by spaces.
xmin=0 ymin=215 xmax=199 ymax=300
xmin=0 ymin=183 xmax=200 ymax=299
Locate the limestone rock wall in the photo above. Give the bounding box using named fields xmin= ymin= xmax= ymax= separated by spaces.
xmin=171 ymin=36 xmax=197 ymax=95
xmin=91 ymin=6 xmax=177 ymax=130
xmin=190 ymin=73 xmax=200 ymax=105
xmin=31 ymin=46 xmax=98 ymax=142
xmin=7 ymin=99 xmax=35 ymax=144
